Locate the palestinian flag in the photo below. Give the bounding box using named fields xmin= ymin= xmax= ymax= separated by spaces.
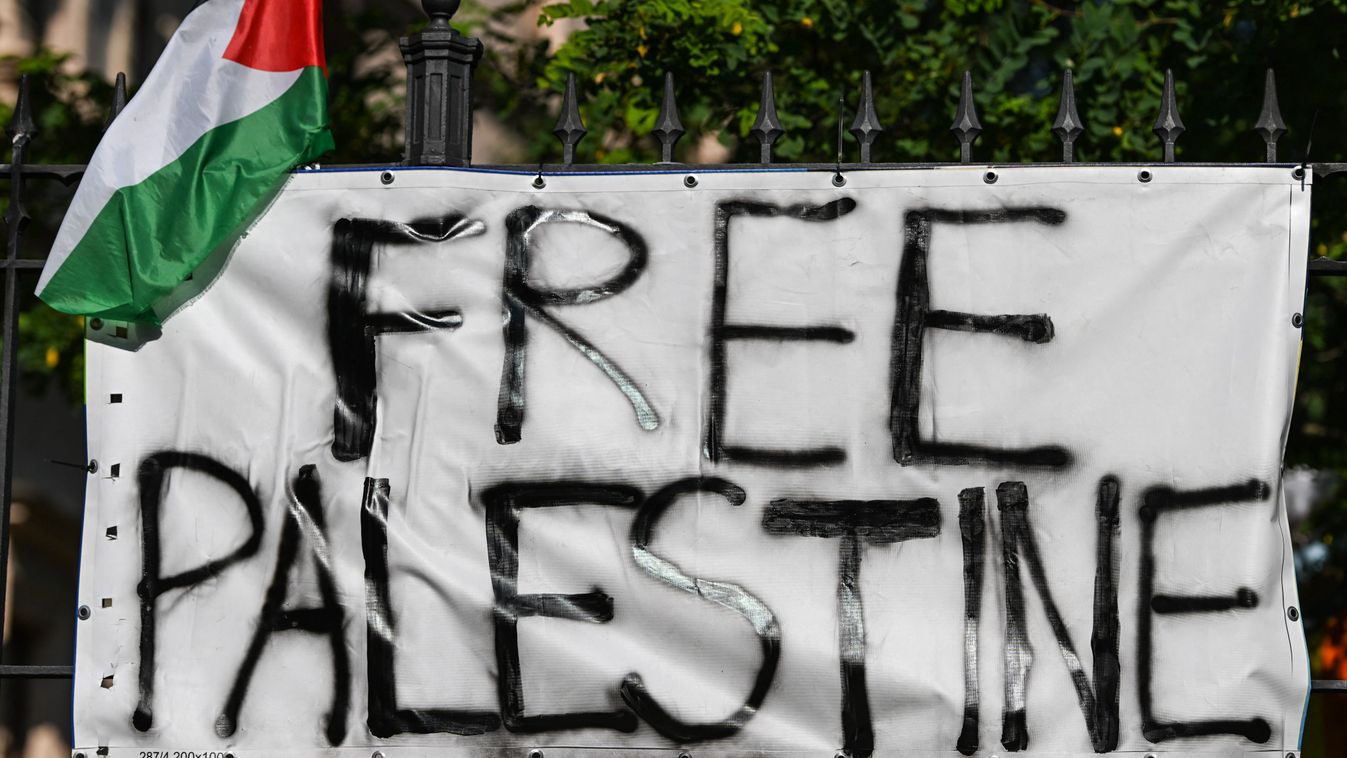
xmin=37 ymin=0 xmax=333 ymax=323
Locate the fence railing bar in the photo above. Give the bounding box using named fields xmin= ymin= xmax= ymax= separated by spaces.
xmin=0 ymin=165 xmax=85 ymax=182
xmin=1053 ymin=69 xmax=1083 ymax=164
xmin=3 ymin=162 xmax=1331 ymax=182
xmin=1 ymin=159 xmax=1340 ymax=182
xmin=0 ymin=74 xmax=35 ymax=696
xmin=0 ymin=259 xmax=43 ymax=270
xmin=1312 ymin=679 xmax=1347 ymax=693
xmin=951 ymin=70 xmax=981 ymax=164
xmin=1254 ymin=68 xmax=1286 ymax=164
xmin=1310 ymin=258 xmax=1347 ymax=277
xmin=390 ymin=161 xmax=1318 ymax=174
xmin=0 ymin=665 xmax=74 ymax=679
xmin=652 ymin=72 xmax=684 ymax=164
xmin=1154 ymin=69 xmax=1185 ymax=164
xmin=850 ymin=71 xmax=882 ymax=165
xmin=553 ymin=72 xmax=585 ymax=167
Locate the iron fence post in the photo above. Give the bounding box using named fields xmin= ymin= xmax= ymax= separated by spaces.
xmin=401 ymin=0 xmax=483 ymax=167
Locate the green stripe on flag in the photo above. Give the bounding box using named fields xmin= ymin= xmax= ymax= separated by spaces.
xmin=41 ymin=66 xmax=333 ymax=323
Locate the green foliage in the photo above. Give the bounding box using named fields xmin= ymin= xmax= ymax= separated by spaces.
xmin=323 ymin=6 xmax=408 ymax=163
xmin=512 ymin=0 xmax=1346 ymax=167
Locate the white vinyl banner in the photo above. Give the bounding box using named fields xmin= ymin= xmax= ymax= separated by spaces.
xmin=76 ymin=166 xmax=1312 ymax=758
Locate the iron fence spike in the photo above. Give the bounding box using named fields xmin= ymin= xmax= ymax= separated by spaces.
xmin=950 ymin=70 xmax=981 ymax=164
xmin=1152 ymin=69 xmax=1185 ymax=163
xmin=7 ymin=74 xmax=36 ymax=143
xmin=104 ymin=72 xmax=128 ymax=132
xmin=652 ymin=72 xmax=685 ymax=163
xmin=6 ymin=73 xmax=32 ymax=266
xmin=1253 ymin=68 xmax=1287 ymax=163
xmin=553 ymin=72 xmax=587 ymax=166
xmin=850 ymin=70 xmax=883 ymax=164
xmin=1052 ymin=69 xmax=1083 ymax=163
xmin=750 ymin=71 xmax=784 ymax=164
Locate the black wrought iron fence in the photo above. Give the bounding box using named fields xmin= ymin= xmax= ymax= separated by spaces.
xmin=0 ymin=0 xmax=1345 ymax=718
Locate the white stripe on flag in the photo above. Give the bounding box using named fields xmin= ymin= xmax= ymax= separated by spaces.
xmin=39 ymin=0 xmax=301 ymax=291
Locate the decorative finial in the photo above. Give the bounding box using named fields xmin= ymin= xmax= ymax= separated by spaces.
xmin=105 ymin=72 xmax=128 ymax=132
xmin=1052 ymin=69 xmax=1083 ymax=163
xmin=1152 ymin=69 xmax=1185 ymax=163
xmin=423 ymin=0 xmax=461 ymax=29
xmin=652 ymin=72 xmax=684 ymax=163
xmin=1253 ymin=68 xmax=1286 ymax=163
xmin=750 ymin=72 xmax=783 ymax=164
xmin=553 ymin=73 xmax=586 ymax=165
xmin=950 ymin=70 xmax=981 ymax=163
xmin=850 ymin=71 xmax=883 ymax=164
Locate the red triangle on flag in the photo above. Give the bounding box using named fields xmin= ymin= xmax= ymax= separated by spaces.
xmin=224 ymin=0 xmax=326 ymax=74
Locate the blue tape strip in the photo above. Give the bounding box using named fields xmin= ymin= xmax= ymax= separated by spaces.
xmin=297 ymin=165 xmax=811 ymax=177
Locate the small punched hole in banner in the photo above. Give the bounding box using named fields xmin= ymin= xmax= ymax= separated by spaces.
xmin=110 ymin=393 xmax=122 ymax=403
xmin=100 ymin=675 xmax=114 ymax=689
xmin=105 ymin=526 xmax=117 ymax=540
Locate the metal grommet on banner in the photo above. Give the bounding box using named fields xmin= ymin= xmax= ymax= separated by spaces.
xmin=528 ymin=751 xmax=543 ymax=758
xmin=1288 ymin=606 xmax=1300 ymax=621
xmin=1292 ymin=312 xmax=1303 ymax=328
xmin=1138 ymin=169 xmax=1153 ymax=183
xmin=371 ymin=752 xmax=384 ymax=758
xmin=77 ymin=605 xmax=91 ymax=620
xmin=683 ymin=175 xmax=698 ymax=188
xmin=1292 ymin=166 xmax=1306 ymax=181
xmin=380 ymin=171 xmax=395 ymax=186
xmin=831 ymin=172 xmax=846 ymax=187
xmin=679 ymin=753 xmax=692 ymax=758
xmin=983 ymin=170 xmax=998 ymax=184
xmin=89 ymin=318 xmax=103 ymax=331
xmin=533 ymin=162 xmax=546 ymax=190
